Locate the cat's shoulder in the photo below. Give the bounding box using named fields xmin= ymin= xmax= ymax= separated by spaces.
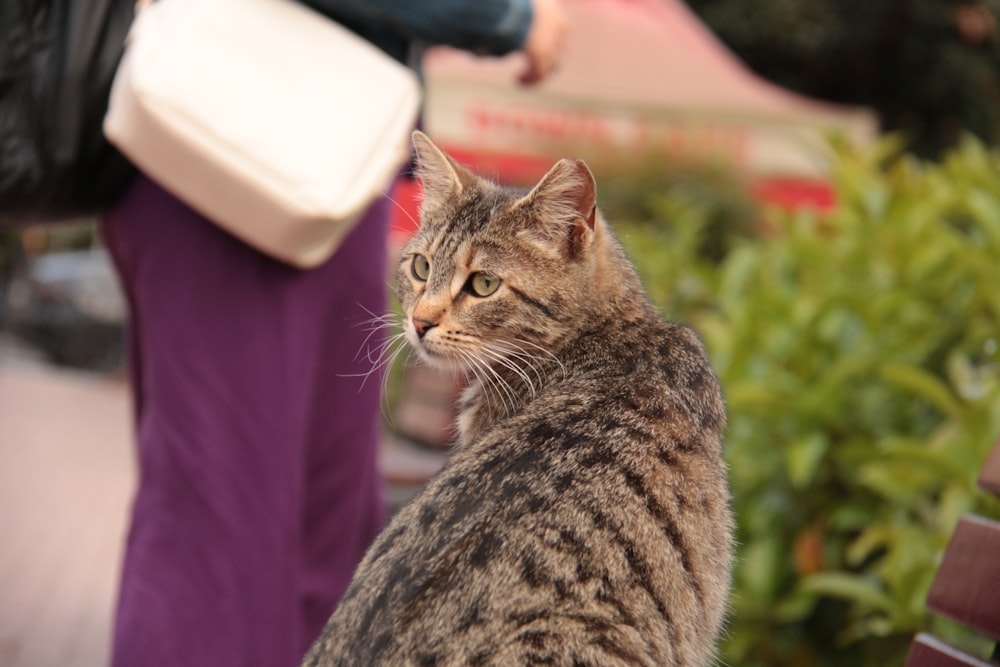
xmin=579 ymin=312 xmax=712 ymax=374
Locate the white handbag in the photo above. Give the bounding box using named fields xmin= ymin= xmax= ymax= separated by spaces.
xmin=104 ymin=0 xmax=421 ymax=268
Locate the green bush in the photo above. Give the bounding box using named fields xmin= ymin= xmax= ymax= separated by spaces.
xmin=589 ymin=152 xmax=759 ymax=264
xmin=608 ymin=136 xmax=1000 ymax=666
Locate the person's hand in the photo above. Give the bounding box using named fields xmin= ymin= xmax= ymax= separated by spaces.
xmin=519 ymin=0 xmax=568 ymax=85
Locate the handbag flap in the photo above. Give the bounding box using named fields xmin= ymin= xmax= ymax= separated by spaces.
xmin=105 ymin=0 xmax=421 ymax=266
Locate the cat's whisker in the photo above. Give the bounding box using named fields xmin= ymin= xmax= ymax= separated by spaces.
xmin=381 ymin=192 xmax=419 ymax=229
xmin=356 ymin=319 xmax=404 ymax=367
xmin=479 ymin=346 xmax=538 ymax=399
xmin=486 ymin=340 xmax=560 ymax=396
xmin=347 ymin=307 xmax=414 ymax=382
xmin=357 ymin=308 xmax=398 ymax=325
xmin=513 ymin=337 xmax=568 ymax=378
xmin=458 ymin=351 xmax=497 ymax=402
xmin=359 ymin=316 xmax=402 ymax=337
xmin=483 ymin=355 xmax=521 ymax=415
xmin=353 ymin=302 xmax=400 ymax=327
xmin=341 ymin=331 xmax=409 ymax=398
xmin=489 ymin=340 xmax=551 ymax=389
xmin=454 ymin=350 xmax=493 ymax=414
xmin=466 ymin=353 xmax=514 ymax=418
xmin=455 ymin=350 xmax=496 ymax=416
xmin=349 ymin=305 xmax=405 ymax=365
xmin=379 ymin=343 xmax=414 ymax=426
xmin=465 ymin=350 xmax=518 ymax=416
xmin=358 ymin=329 xmax=397 ymax=367
xmin=480 ymin=358 xmax=525 ymax=412
xmin=359 ymin=315 xmax=401 ymax=334
xmin=373 ymin=331 xmax=410 ymax=370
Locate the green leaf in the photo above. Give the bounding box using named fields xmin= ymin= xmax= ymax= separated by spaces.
xmin=966 ymin=189 xmax=1000 ymax=246
xmin=846 ymin=524 xmax=893 ymax=567
xmin=738 ymin=536 xmax=783 ymax=602
xmin=875 ymin=438 xmax=974 ymax=479
xmin=878 ymin=363 xmax=963 ymax=418
xmin=856 ymin=458 xmax=936 ymax=504
xmin=785 ymin=433 xmax=829 ymax=488
xmin=800 ymin=573 xmax=897 ymax=613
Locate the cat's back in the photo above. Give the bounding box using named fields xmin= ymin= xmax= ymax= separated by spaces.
xmin=304 ymin=317 xmax=733 ymax=667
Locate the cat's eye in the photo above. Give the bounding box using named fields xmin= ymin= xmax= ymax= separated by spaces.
xmin=411 ymin=254 xmax=430 ymax=281
xmin=469 ymin=272 xmax=501 ymax=297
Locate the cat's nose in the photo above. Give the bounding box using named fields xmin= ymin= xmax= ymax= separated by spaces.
xmin=413 ymin=317 xmax=437 ymax=340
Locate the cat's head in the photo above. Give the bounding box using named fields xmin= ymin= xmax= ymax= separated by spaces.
xmin=397 ymin=131 xmax=603 ymax=372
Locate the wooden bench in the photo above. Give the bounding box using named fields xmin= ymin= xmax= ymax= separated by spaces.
xmin=905 ymin=440 xmax=1000 ymax=667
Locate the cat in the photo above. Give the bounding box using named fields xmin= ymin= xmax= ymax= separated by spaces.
xmin=302 ymin=131 xmax=733 ymax=667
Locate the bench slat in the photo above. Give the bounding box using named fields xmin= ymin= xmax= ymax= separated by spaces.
xmin=926 ymin=515 xmax=1000 ymax=640
xmin=980 ymin=441 xmax=1000 ymax=497
xmin=907 ymin=441 xmax=1000 ymax=666
xmin=906 ymin=634 xmax=997 ymax=667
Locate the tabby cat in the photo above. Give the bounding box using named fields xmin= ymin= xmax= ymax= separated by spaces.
xmin=302 ymin=132 xmax=733 ymax=666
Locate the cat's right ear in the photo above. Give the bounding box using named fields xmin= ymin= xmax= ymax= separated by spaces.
xmin=412 ymin=131 xmax=476 ymax=215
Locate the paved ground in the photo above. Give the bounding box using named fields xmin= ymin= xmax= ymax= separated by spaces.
xmin=0 ymin=366 xmax=132 ymax=667
xmin=0 ymin=334 xmax=448 ymax=667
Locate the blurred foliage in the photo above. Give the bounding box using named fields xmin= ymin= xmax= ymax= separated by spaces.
xmin=604 ymin=136 xmax=1000 ymax=666
xmin=589 ymin=152 xmax=759 ymax=264
xmin=684 ymin=0 xmax=1000 ymax=157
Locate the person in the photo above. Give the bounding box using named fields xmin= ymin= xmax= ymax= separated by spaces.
xmin=102 ymin=1 xmax=567 ymax=666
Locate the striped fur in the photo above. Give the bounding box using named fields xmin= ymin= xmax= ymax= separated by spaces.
xmin=303 ymin=132 xmax=733 ymax=667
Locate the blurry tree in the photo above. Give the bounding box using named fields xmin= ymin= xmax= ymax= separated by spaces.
xmin=684 ymin=0 xmax=1000 ymax=156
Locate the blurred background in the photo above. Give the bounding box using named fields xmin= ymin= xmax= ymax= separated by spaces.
xmin=3 ymin=0 xmax=1000 ymax=665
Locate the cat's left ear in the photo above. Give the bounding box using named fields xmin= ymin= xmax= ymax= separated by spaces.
xmin=516 ymin=158 xmax=597 ymax=260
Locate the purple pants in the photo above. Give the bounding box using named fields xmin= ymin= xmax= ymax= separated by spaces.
xmin=102 ymin=176 xmax=387 ymax=666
